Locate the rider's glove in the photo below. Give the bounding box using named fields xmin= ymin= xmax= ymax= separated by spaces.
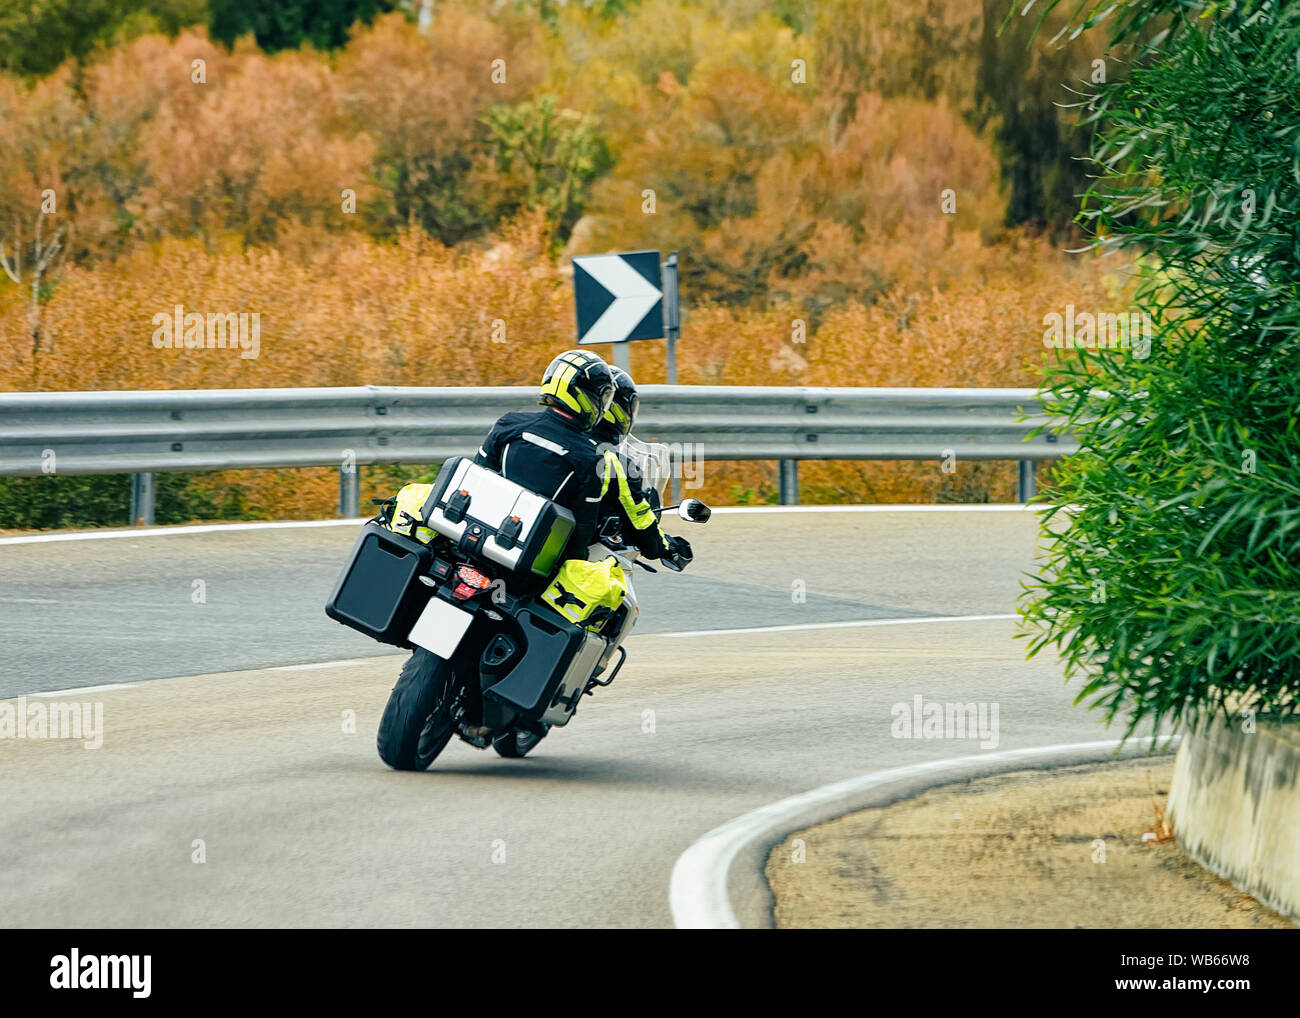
xmin=661 ymin=534 xmax=693 ymax=571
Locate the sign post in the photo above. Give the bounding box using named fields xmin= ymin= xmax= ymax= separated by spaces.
xmin=662 ymin=251 xmax=680 ymax=385
xmin=661 ymin=252 xmax=681 ymax=504
xmin=611 ymin=338 xmax=632 ymax=373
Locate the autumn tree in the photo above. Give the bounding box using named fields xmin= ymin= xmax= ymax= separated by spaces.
xmin=0 ymin=71 xmax=80 ymax=368
xmin=814 ymin=0 xmax=1106 ymax=237
xmin=0 ymin=0 xmax=206 ymax=76
xmin=482 ymin=96 xmax=611 ymax=248
xmin=337 ymin=10 xmax=543 ymax=244
xmin=136 ymin=41 xmax=374 ymax=244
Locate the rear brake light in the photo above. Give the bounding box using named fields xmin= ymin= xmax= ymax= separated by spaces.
xmin=456 ymin=565 xmax=491 ymax=589
xmin=451 ymin=564 xmax=492 ymax=601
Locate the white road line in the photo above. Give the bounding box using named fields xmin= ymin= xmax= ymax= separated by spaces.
xmin=0 ymin=518 xmax=368 ymax=546
xmin=668 ymin=735 xmax=1178 ymax=929
xmin=23 ymin=683 xmax=138 ymax=698
xmin=651 ymin=613 xmax=1017 ymax=638
xmin=269 ymin=659 xmax=378 ymax=672
xmin=3 ymin=618 xmax=1016 ymax=697
xmin=4 ymin=661 xmax=398 ymax=700
xmin=0 ymin=504 xmax=1055 ymax=546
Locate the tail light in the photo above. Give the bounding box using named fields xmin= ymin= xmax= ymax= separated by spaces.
xmin=452 ymin=564 xmax=492 ymax=601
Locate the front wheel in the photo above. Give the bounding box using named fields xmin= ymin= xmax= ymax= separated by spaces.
xmin=492 ymin=726 xmax=548 ymax=758
xmin=377 ymin=649 xmax=456 ymax=771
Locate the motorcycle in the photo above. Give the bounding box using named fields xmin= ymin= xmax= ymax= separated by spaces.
xmin=324 ymin=437 xmax=710 ymax=771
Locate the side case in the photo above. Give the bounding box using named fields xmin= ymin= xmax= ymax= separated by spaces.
xmin=482 ymin=607 xmax=607 ymax=726
xmin=324 ymin=521 xmax=433 ymax=648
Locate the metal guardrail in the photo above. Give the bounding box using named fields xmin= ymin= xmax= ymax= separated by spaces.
xmin=0 ymin=385 xmax=1073 ymax=522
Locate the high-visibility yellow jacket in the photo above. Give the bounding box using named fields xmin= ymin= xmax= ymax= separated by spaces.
xmin=597 ymin=447 xmax=672 ymax=559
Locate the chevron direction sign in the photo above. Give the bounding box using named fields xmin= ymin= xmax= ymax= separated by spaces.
xmin=573 ymin=251 xmax=664 ymax=345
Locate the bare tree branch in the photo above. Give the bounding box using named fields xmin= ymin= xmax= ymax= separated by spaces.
xmin=0 ymin=242 xmax=20 ymax=286
xmin=0 ymin=212 xmax=71 ymax=362
xmin=0 ymin=215 xmax=22 ymax=285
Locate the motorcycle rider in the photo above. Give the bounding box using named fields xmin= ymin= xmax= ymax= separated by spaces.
xmin=474 ymin=350 xmax=691 ymax=567
xmin=593 ymin=365 xmax=693 ymax=569
xmin=474 ymin=349 xmax=614 ymax=569
xmin=442 ymin=349 xmax=614 ymax=747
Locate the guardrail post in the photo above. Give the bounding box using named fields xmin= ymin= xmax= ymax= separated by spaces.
xmin=778 ymin=459 xmax=799 ymax=505
xmin=339 ymin=464 xmax=360 ymax=518
xmin=129 ymin=472 xmax=155 ymax=526
xmin=1017 ymin=459 xmax=1037 ymax=503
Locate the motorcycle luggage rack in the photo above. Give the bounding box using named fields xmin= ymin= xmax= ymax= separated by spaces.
xmin=585 ymin=645 xmax=626 ymax=695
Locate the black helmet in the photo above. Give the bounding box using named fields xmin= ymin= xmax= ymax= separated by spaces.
xmin=598 ymin=365 xmax=639 ymax=440
xmin=538 ymin=349 xmax=615 ymax=431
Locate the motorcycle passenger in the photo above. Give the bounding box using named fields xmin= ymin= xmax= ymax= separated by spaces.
xmin=593 ymin=366 xmax=693 ymax=569
xmin=473 ymin=349 xmax=614 ymax=569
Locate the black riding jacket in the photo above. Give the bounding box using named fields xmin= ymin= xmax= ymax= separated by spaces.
xmin=474 ymin=407 xmax=606 ymax=561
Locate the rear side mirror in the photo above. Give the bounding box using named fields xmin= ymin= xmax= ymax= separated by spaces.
xmin=676 ymin=498 xmax=711 ymax=523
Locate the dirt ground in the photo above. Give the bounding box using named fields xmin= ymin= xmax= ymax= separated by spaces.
xmin=766 ymin=757 xmax=1296 ymax=929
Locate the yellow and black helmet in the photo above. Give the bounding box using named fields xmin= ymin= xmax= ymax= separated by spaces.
xmin=601 ymin=365 xmax=640 ymax=439
xmin=539 ymin=350 xmax=615 ymax=431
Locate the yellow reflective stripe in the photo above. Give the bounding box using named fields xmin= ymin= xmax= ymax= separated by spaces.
xmin=541 ymin=359 xmax=582 ymax=414
xmin=600 ymin=452 xmax=614 ymax=498
xmin=612 ymin=454 xmax=659 ymax=531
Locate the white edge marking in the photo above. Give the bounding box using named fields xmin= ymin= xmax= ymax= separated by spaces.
xmin=23 ymin=683 xmax=138 ymax=698
xmin=668 ymin=735 xmax=1179 ymax=929
xmin=7 ymin=661 xmax=399 ymax=699
xmin=268 ymin=658 xmax=376 ymax=672
xmin=0 ymin=518 xmax=368 ymax=546
xmin=3 ymin=618 xmax=1012 ymax=697
xmin=651 ymin=613 xmax=1016 ymax=639
xmin=0 ymin=504 xmax=1058 ymax=546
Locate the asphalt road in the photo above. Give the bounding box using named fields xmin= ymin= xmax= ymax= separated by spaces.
xmin=0 ymin=514 xmax=940 ymax=697
xmin=0 ymin=509 xmax=1129 ymax=928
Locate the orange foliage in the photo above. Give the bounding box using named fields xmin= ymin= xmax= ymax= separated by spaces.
xmin=581 ymin=65 xmax=1006 ymax=318
xmin=0 ymin=4 xmax=1127 ymax=516
xmin=0 ymin=206 xmax=1118 ymax=510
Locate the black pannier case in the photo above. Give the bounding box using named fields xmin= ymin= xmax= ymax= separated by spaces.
xmin=483 ymin=606 xmax=607 ymax=727
xmin=325 ymin=521 xmax=434 ymax=648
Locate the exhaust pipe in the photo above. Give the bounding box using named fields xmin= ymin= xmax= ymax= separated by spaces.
xmin=457 ymin=723 xmax=494 ymax=748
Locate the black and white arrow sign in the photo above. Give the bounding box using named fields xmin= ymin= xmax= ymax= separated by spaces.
xmin=573 ymin=251 xmax=664 ymax=345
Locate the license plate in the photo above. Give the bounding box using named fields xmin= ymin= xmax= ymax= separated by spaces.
xmin=408 ymin=597 xmax=474 ymax=658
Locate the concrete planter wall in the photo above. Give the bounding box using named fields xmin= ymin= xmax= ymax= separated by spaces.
xmin=1167 ymin=716 xmax=1300 ymax=923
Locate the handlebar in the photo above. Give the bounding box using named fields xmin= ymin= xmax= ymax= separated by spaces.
xmin=598 ymin=533 xmax=658 ymax=571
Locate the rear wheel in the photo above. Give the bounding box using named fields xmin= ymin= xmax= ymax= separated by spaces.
xmin=492 ymin=727 xmax=547 ymax=758
xmin=377 ymin=649 xmax=456 ymax=771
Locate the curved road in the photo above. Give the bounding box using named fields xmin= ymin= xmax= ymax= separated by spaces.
xmin=0 ymin=508 xmax=1129 ymax=927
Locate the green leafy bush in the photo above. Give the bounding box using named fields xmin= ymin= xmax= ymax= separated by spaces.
xmin=0 ymin=472 xmax=225 ymax=528
xmin=0 ymin=463 xmax=446 ymax=530
xmin=1020 ymin=1 xmax=1300 ymax=736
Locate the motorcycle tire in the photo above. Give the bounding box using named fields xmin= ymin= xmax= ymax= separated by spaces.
xmin=377 ymin=649 xmax=456 ymax=771
xmin=492 ymin=727 xmax=547 ymax=759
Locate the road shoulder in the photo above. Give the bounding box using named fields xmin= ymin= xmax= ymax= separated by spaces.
xmin=766 ymin=757 xmax=1295 ymax=929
